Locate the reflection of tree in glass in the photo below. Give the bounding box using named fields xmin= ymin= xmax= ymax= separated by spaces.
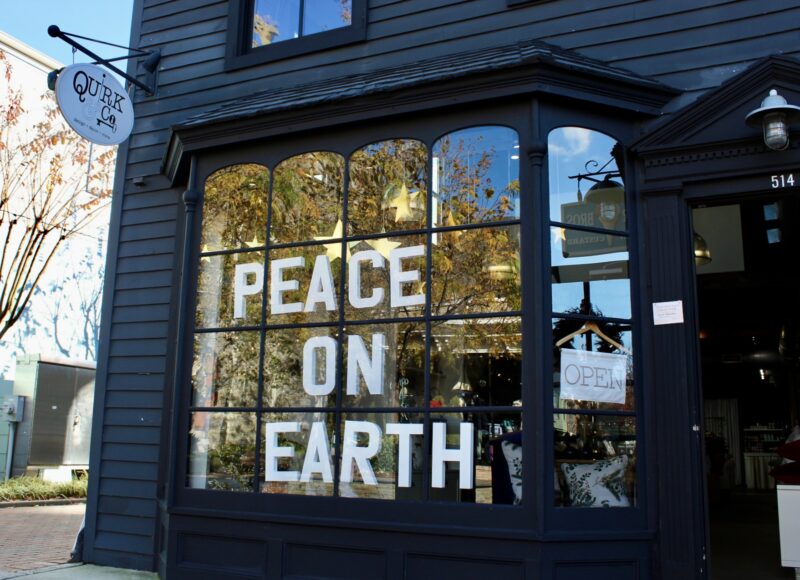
xmin=263 ymin=329 xmax=321 ymax=408
xmin=253 ymin=14 xmax=279 ymax=46
xmin=339 ymin=0 xmax=352 ymax=23
xmin=192 ymin=332 xmax=260 ymax=408
xmin=431 ymin=226 xmax=520 ymax=319
xmin=207 ymin=441 xmax=257 ymax=491
xmin=195 ymin=252 xmax=265 ymax=329
xmin=190 ymin=413 xmax=256 ymax=492
xmin=434 ymin=133 xmax=519 ymax=225
xmin=271 ymin=152 xmax=344 ymax=243
xmin=202 ymin=165 xmax=268 ymax=251
xmin=345 ymin=323 xmax=425 ymax=408
xmin=348 ymin=140 xmax=427 ymax=234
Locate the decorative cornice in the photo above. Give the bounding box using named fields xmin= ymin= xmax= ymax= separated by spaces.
xmin=641 ymin=136 xmax=799 ymax=168
xmin=634 ymin=55 xmax=800 ymax=154
xmin=163 ymin=39 xmax=679 ymax=185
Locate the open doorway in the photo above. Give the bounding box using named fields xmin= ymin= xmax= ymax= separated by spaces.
xmin=694 ymin=195 xmax=800 ymax=579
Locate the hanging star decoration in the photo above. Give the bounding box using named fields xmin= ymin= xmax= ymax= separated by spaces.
xmin=386 ymin=183 xmax=422 ymax=223
xmin=313 ymin=219 xmax=350 ymax=262
xmin=366 ymin=237 xmax=402 ymax=260
xmin=244 ymin=234 xmax=261 ymax=248
xmin=200 ymin=244 xmax=211 ymax=263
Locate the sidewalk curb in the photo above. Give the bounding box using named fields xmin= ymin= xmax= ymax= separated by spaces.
xmin=0 ymin=498 xmax=86 ymax=509
xmin=0 ymin=563 xmax=83 ymax=579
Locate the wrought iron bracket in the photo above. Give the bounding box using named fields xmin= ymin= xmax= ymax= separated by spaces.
xmin=47 ymin=25 xmax=160 ymax=95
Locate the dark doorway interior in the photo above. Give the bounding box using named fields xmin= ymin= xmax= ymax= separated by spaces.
xmin=694 ymin=194 xmax=800 ymax=580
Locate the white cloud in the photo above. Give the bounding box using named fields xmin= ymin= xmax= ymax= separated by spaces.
xmin=549 ymin=127 xmax=592 ymax=158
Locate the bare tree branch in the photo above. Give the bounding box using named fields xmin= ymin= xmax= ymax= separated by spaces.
xmin=0 ymin=49 xmax=115 ymax=342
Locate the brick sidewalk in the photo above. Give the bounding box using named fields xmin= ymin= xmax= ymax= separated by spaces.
xmin=0 ymin=503 xmax=85 ymax=577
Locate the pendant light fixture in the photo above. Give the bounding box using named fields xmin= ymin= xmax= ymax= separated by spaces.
xmin=693 ymin=231 xmax=712 ymax=265
xmin=745 ymin=89 xmax=800 ymax=151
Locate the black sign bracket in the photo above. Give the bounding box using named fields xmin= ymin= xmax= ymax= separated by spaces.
xmin=47 ymin=25 xmax=160 ymax=95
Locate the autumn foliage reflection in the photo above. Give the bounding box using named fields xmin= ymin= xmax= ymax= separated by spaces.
xmin=190 ymin=127 xmax=524 ymax=495
xmin=0 ymin=50 xmax=115 ymax=340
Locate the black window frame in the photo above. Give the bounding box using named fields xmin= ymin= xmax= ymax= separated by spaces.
xmin=171 ymin=99 xmax=650 ymax=538
xmin=539 ymin=104 xmax=647 ymax=532
xmin=225 ymin=0 xmax=367 ymax=70
xmin=176 ymin=105 xmax=538 ymax=535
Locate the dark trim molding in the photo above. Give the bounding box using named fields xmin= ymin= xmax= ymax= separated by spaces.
xmin=163 ymin=53 xmax=677 ymax=185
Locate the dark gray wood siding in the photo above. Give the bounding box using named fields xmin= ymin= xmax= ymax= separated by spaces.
xmin=85 ymin=0 xmax=800 ymax=571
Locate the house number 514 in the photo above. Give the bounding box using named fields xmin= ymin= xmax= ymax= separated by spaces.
xmin=770 ymin=173 xmax=796 ymax=188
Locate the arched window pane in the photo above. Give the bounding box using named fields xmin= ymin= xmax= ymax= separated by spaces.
xmin=271 ymin=152 xmax=344 ymax=244
xmin=432 ymin=126 xmax=519 ymax=227
xmin=348 ymin=139 xmax=427 ymax=235
xmin=548 ymin=127 xmax=626 ymax=232
xmin=201 ymin=164 xmax=269 ymax=252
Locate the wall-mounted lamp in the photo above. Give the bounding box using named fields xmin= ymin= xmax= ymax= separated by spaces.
xmin=584 ymin=176 xmax=625 ymax=206
xmin=745 ymin=89 xmax=800 ymax=151
xmin=693 ymin=231 xmax=712 ymax=265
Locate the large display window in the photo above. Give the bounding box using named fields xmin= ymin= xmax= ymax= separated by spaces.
xmin=177 ymin=113 xmax=642 ymax=534
xmin=187 ymin=127 xmax=525 ymax=507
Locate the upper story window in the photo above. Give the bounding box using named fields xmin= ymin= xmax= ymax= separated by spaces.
xmin=251 ymin=0 xmax=352 ymax=47
xmin=226 ymin=0 xmax=367 ymax=69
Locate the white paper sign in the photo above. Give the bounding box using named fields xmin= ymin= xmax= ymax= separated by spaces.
xmin=652 ymin=300 xmax=684 ymax=326
xmin=55 ymin=64 xmax=134 ymax=145
xmin=559 ymin=349 xmax=627 ymax=404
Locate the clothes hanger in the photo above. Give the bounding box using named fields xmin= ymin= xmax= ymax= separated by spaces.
xmin=555 ymin=320 xmax=631 ymax=354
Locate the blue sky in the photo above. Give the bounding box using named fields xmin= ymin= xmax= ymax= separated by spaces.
xmin=2 ymin=1 xmax=134 ymax=66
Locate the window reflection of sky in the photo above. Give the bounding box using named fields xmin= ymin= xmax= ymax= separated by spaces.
xmin=253 ymin=0 xmax=351 ymax=46
xmin=432 ymin=126 xmax=520 ymax=224
xmin=253 ymin=0 xmax=300 ymax=44
xmin=304 ymin=0 xmax=352 ymax=35
xmin=548 ymin=128 xmax=631 ymax=319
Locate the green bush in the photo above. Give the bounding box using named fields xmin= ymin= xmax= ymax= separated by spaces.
xmin=0 ymin=476 xmax=87 ymax=502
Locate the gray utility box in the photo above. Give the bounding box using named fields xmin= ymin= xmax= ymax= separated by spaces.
xmin=0 ymin=378 xmax=14 ymax=481
xmin=11 ymin=355 xmax=95 ymax=476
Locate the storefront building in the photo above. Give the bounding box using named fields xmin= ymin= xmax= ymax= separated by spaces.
xmin=83 ymin=1 xmax=800 ymax=578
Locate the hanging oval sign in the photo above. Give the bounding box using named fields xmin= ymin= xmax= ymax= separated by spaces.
xmin=55 ymin=63 xmax=134 ymax=146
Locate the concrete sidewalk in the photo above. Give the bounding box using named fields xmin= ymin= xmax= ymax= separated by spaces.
xmin=0 ymin=564 xmax=156 ymax=579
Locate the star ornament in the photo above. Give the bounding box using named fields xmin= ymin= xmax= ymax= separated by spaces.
xmin=367 ymin=237 xmax=402 ymax=261
xmin=386 ymin=184 xmax=423 ymax=223
xmin=244 ymin=234 xmax=262 ymax=248
xmin=314 ymin=219 xmax=350 ymax=262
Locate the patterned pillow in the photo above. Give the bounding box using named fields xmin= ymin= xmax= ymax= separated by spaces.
xmin=560 ymin=455 xmax=630 ymax=508
xmin=501 ymin=440 xmax=523 ymax=505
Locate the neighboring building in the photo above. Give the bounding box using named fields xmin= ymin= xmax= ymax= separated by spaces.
xmin=84 ymin=2 xmax=800 ymax=578
xmin=0 ymin=32 xmax=111 ymax=374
